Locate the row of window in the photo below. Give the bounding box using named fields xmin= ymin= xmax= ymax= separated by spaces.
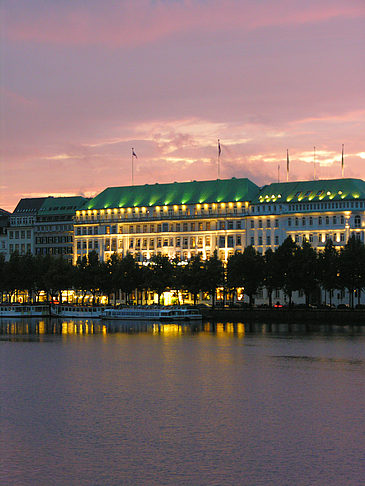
xmin=10 ymin=217 xmax=35 ymax=225
xmin=35 ymin=236 xmax=73 ymax=244
xmin=77 ymin=234 xmax=246 ymax=251
xmin=35 ymin=224 xmax=73 ymax=232
xmin=9 ymin=230 xmax=32 ymax=240
xmin=253 ymin=200 xmax=363 ymax=213
xmin=9 ymin=243 xmax=31 ymax=254
xmin=75 ymin=220 xmax=244 ymax=236
xmin=287 ymin=215 xmax=349 ymax=227
xmin=35 ymin=247 xmax=73 ymax=255
xmin=250 ymin=219 xmax=279 ymax=229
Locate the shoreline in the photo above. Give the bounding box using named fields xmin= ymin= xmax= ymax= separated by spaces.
xmin=201 ymin=307 xmax=365 ymax=324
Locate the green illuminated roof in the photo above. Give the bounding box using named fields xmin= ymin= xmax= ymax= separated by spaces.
xmin=86 ymin=178 xmax=260 ymax=210
xmin=39 ymin=196 xmax=88 ymax=215
xmin=253 ymin=178 xmax=365 ymax=204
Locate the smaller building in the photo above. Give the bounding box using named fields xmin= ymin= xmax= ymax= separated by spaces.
xmin=35 ymin=196 xmax=88 ymax=263
xmin=0 ymin=209 xmax=10 ymax=259
xmin=8 ymin=198 xmax=47 ymax=258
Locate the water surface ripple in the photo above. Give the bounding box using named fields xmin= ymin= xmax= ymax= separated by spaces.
xmin=1 ymin=319 xmax=364 ymax=486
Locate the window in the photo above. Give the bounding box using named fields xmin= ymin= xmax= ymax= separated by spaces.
xmin=176 ymin=223 xmax=181 ymax=232
xmin=95 ymin=240 xmax=99 ymax=249
xmin=190 ymin=223 xmax=195 ymax=231
xmin=354 ymin=215 xmax=361 ymax=228
xmin=236 ymin=235 xmax=241 ymax=245
xmin=309 ymin=216 xmax=313 ymax=226
xmin=295 ymin=234 xmax=299 ymax=243
xmin=302 ymin=217 xmax=306 ymax=226
xmin=219 ymin=236 xmax=225 ymax=247
xmin=258 ymin=236 xmax=263 ymax=245
xmin=340 ymin=215 xmax=344 ymax=224
xmin=275 ymin=219 xmax=279 ymax=228
xmin=258 ymin=219 xmax=262 ymax=228
xmin=288 ymin=218 xmax=292 ymax=227
xmin=325 ymin=216 xmax=329 ymax=225
xmin=205 ymin=236 xmax=210 ymax=246
xmin=162 ymin=223 xmax=169 ymax=232
xmin=266 ymin=235 xmax=271 ymax=245
xmin=340 ymin=233 xmax=345 ymax=242
xmin=236 ymin=221 xmax=241 ymax=230
xmin=227 ymin=236 xmax=234 ymax=247
xmin=318 ymin=217 xmax=322 ymax=225
xmin=228 ymin=221 xmax=233 ymax=230
xmin=266 ymin=219 xmax=271 ymax=228
xmin=250 ymin=220 xmax=254 ymax=228
xmin=275 ymin=235 xmax=279 ymax=245
xmin=206 ymin=222 xmax=211 ymax=230
xmin=309 ymin=234 xmax=313 ymax=243
xmin=295 ymin=217 xmax=299 ymax=226
xmin=250 ymin=237 xmax=255 ymax=245
xmin=183 ymin=223 xmax=188 ymax=231
xmin=333 ymin=216 xmax=337 ymax=225
xmin=176 ymin=238 xmax=181 ymax=247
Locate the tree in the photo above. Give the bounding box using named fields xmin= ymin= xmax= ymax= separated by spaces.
xmin=227 ymin=247 xmax=264 ymax=307
xmin=183 ymin=253 xmax=205 ymax=305
xmin=263 ymin=248 xmax=281 ymax=307
xmin=319 ymin=239 xmax=340 ymax=306
xmin=275 ymin=237 xmax=300 ymax=306
xmin=147 ymin=254 xmax=173 ymax=305
xmin=338 ymin=236 xmax=365 ymax=308
xmin=202 ymin=251 xmax=224 ymax=308
xmin=294 ymin=239 xmax=319 ymax=306
xmin=114 ymin=253 xmax=141 ymax=305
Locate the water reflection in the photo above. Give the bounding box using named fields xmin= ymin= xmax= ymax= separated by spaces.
xmin=1 ymin=318 xmax=364 ymax=338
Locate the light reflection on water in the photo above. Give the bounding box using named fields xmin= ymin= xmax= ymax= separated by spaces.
xmin=1 ymin=318 xmax=365 ymax=338
xmin=1 ymin=318 xmax=365 ymax=486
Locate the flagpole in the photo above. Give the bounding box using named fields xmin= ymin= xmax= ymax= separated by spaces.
xmin=278 ymin=164 xmax=280 ymax=183
xmin=341 ymin=144 xmax=344 ymax=178
xmin=313 ymin=146 xmax=316 ymax=180
xmin=217 ymin=139 xmax=221 ymax=179
xmin=286 ymin=149 xmax=289 ymax=182
xmin=131 ymin=148 xmax=134 ymax=186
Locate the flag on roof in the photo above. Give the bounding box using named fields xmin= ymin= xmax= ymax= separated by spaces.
xmin=218 ymin=139 xmax=221 ymax=157
xmin=132 ymin=148 xmax=137 ymax=158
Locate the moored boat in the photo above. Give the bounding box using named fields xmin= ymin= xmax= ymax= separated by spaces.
xmin=0 ymin=304 xmax=51 ymax=318
xmin=50 ymin=305 xmax=104 ymax=318
xmin=101 ymin=306 xmax=202 ymax=321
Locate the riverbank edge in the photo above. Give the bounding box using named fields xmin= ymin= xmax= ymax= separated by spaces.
xmin=201 ymin=308 xmax=365 ymax=324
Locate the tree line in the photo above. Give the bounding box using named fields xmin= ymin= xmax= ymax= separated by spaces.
xmin=1 ymin=236 xmax=365 ymax=308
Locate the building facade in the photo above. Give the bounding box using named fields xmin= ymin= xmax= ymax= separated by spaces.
xmin=8 ymin=198 xmax=47 ymax=259
xmin=74 ymin=177 xmax=365 ymax=263
xmin=73 ymin=178 xmax=259 ymax=263
xmin=35 ymin=196 xmax=87 ymax=263
xmin=0 ymin=209 xmax=10 ymax=259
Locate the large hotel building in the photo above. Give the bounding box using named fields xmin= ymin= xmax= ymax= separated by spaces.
xmin=74 ymin=177 xmax=365 ymax=263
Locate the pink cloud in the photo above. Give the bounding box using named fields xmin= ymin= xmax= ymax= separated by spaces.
xmin=3 ymin=0 xmax=365 ymax=48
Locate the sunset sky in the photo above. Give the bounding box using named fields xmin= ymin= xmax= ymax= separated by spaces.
xmin=1 ymin=0 xmax=364 ymax=212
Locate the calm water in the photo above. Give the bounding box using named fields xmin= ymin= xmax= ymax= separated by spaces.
xmin=1 ymin=319 xmax=365 ymax=486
